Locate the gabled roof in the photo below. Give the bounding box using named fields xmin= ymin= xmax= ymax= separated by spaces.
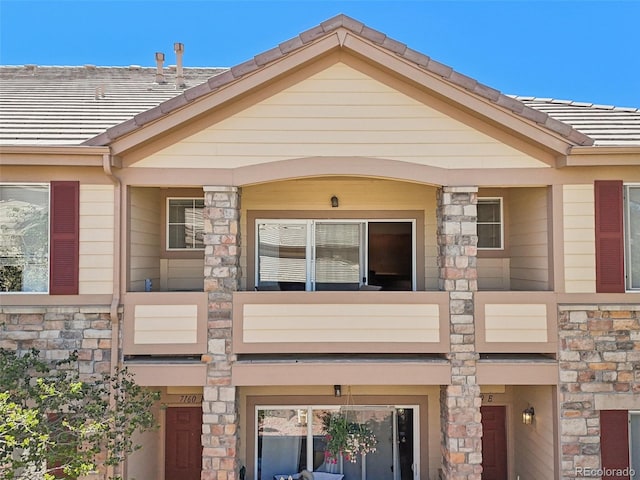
xmin=1 ymin=15 xmax=638 ymax=151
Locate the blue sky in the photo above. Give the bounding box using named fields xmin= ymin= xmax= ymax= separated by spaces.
xmin=1 ymin=0 xmax=639 ymax=107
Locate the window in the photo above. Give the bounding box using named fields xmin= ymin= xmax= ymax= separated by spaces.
xmin=256 ymin=220 xmax=415 ymax=291
xmin=0 ymin=184 xmax=50 ymax=292
xmin=0 ymin=182 xmax=78 ymax=295
xmin=477 ymin=198 xmax=503 ymax=249
xmin=167 ymin=198 xmax=204 ymax=250
xmin=625 ymin=185 xmax=640 ymax=290
xmin=255 ymin=406 xmax=418 ymax=480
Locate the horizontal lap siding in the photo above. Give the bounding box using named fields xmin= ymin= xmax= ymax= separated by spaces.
xmin=79 ymin=185 xmax=114 ymax=294
xmin=563 ymin=185 xmax=596 ymax=293
xmin=133 ymin=304 xmax=198 ymax=344
xmin=242 ymin=303 xmax=440 ymax=343
xmin=129 ymin=188 xmax=161 ymax=292
xmin=477 ymin=258 xmax=510 ymax=290
xmin=134 ymin=63 xmax=544 ymax=170
xmin=510 ymin=188 xmax=549 ymax=290
xmin=484 ymin=304 xmax=548 ymax=342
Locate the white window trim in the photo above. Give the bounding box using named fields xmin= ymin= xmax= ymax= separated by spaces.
xmin=477 ymin=197 xmax=504 ymax=250
xmin=165 ymin=197 xmax=205 ymax=251
xmin=0 ymin=183 xmax=50 ymax=294
xmin=255 ymin=218 xmax=417 ymax=291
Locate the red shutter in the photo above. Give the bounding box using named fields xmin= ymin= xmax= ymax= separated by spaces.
xmin=600 ymin=410 xmax=630 ymax=479
xmin=49 ymin=181 xmax=79 ymax=295
xmin=595 ymin=180 xmax=625 ymax=293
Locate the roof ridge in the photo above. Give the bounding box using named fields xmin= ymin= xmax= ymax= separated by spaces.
xmin=85 ymin=14 xmax=594 ymax=147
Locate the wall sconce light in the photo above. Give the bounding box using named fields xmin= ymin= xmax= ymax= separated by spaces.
xmin=522 ymin=406 xmax=535 ymax=425
xmin=331 ymin=195 xmax=339 ymax=208
xmin=334 ymin=385 xmax=342 ymax=397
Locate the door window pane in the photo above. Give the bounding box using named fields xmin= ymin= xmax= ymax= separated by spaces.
xmin=257 ymin=409 xmax=307 ymax=480
xmin=258 ymin=223 xmax=307 ymax=290
xmin=315 ymin=223 xmax=361 ymax=290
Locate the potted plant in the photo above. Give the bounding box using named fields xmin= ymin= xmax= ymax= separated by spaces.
xmin=321 ymin=412 xmax=377 ymax=464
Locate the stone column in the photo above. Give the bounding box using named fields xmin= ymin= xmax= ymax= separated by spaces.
xmin=201 ymin=186 xmax=241 ymax=480
xmin=437 ymin=186 xmax=483 ymax=480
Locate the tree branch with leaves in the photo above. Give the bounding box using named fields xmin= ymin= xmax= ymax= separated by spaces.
xmin=0 ymin=348 xmax=160 ymax=480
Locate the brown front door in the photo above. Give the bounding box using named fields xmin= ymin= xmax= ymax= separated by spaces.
xmin=165 ymin=407 xmax=202 ymax=480
xmin=481 ymin=405 xmax=507 ymax=480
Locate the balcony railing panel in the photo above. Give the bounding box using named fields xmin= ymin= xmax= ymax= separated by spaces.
xmin=123 ymin=292 xmax=208 ymax=355
xmin=233 ymin=291 xmax=450 ymax=354
xmin=476 ymin=291 xmax=557 ymax=353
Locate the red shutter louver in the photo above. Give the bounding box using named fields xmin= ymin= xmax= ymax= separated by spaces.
xmin=595 ymin=180 xmax=625 ymax=293
xmin=49 ymin=181 xmax=79 ymax=295
xmin=600 ymin=410 xmax=630 ymax=479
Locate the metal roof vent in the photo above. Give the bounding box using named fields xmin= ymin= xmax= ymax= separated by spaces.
xmin=155 ymin=52 xmax=166 ymax=84
xmin=174 ymin=42 xmax=186 ymax=89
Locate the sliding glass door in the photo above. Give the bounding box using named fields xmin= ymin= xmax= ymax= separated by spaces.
xmin=256 ymin=220 xmax=415 ymax=291
xmin=256 ymin=406 xmax=418 ymax=480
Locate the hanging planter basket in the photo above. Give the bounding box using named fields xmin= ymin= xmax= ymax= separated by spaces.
xmin=321 ymin=411 xmax=377 ymax=464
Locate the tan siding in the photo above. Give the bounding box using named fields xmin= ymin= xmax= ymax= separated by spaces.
xmin=484 ymin=304 xmax=548 ymax=342
xmin=424 ymin=188 xmax=438 ymax=290
xmin=129 ymin=187 xmax=161 ymax=291
xmin=133 ymin=304 xmax=198 ymax=344
xmin=243 ymin=303 xmax=440 ymax=343
xmin=509 ymin=188 xmax=549 ymax=290
xmin=513 ymin=386 xmax=556 ymax=480
xmin=166 ymin=258 xmax=204 ymax=291
xmin=563 ymin=185 xmax=596 ymax=292
xmin=79 ymin=185 xmax=114 ymax=294
xmin=477 ymin=258 xmax=510 ymax=290
xmin=134 ymin=63 xmax=546 ymax=170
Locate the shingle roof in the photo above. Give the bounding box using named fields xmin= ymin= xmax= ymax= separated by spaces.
xmin=0 ymin=14 xmax=638 ymax=148
xmin=0 ymin=65 xmax=224 ymax=145
xmin=513 ymin=97 xmax=640 ymax=147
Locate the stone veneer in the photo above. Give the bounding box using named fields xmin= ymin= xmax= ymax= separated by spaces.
xmin=437 ymin=186 xmax=483 ymax=480
xmin=201 ymin=186 xmax=241 ymax=480
xmin=0 ymin=305 xmax=112 ymax=377
xmin=558 ymin=304 xmax=640 ymax=480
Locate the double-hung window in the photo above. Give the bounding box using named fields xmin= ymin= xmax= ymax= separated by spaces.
xmin=166 ymin=198 xmax=205 ymax=250
xmin=477 ymin=197 xmax=503 ymax=250
xmin=256 ymin=219 xmax=415 ymax=291
xmin=0 ymin=182 xmax=78 ymax=294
